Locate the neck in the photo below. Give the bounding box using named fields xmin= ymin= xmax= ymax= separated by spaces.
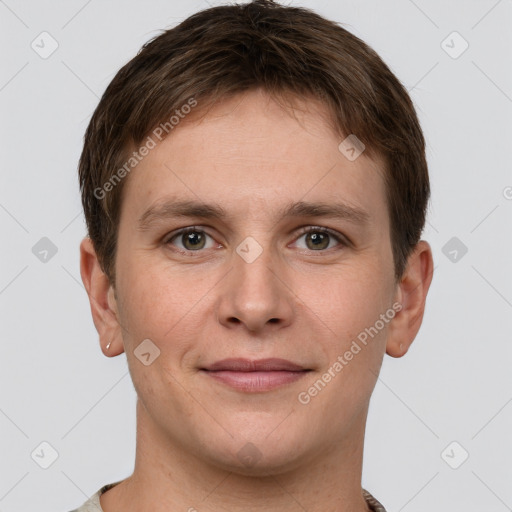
xmin=101 ymin=400 xmax=372 ymax=512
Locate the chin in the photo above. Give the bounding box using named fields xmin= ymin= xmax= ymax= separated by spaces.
xmin=200 ymin=428 xmax=312 ymax=477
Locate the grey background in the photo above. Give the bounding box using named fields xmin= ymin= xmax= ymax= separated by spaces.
xmin=1 ymin=0 xmax=511 ymax=510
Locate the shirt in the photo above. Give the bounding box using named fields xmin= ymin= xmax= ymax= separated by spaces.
xmin=69 ymin=482 xmax=387 ymax=511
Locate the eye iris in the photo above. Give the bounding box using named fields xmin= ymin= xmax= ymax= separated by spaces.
xmin=183 ymin=231 xmax=205 ymax=250
xmin=306 ymin=232 xmax=329 ymax=250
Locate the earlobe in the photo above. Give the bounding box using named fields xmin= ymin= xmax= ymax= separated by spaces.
xmin=101 ymin=336 xmax=124 ymax=357
xmin=79 ymin=237 xmax=125 ymax=357
xmin=386 ymin=240 xmax=434 ymax=358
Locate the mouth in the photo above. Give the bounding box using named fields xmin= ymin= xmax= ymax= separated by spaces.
xmin=199 ymin=358 xmax=312 ymax=393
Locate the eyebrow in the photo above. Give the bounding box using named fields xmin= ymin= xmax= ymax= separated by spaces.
xmin=137 ymin=198 xmax=370 ymax=231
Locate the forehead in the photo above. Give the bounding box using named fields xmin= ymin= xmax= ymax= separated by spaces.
xmin=119 ymin=89 xmax=388 ymax=227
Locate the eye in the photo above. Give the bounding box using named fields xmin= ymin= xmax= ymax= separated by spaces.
xmin=164 ymin=225 xmax=346 ymax=254
xmin=165 ymin=227 xmax=217 ymax=252
xmin=293 ymin=226 xmax=344 ymax=251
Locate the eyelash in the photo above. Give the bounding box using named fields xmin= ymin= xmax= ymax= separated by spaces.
xmin=163 ymin=225 xmax=348 ymax=255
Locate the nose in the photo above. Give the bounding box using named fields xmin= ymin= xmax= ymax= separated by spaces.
xmin=215 ymin=243 xmax=295 ymax=333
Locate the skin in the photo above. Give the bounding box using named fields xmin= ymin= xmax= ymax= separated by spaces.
xmin=80 ymin=88 xmax=433 ymax=512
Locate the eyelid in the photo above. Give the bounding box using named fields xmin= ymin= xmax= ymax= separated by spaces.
xmin=163 ymin=225 xmax=208 ymax=242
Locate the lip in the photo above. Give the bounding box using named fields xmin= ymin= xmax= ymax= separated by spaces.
xmin=204 ymin=358 xmax=307 ymax=372
xmin=200 ymin=358 xmax=311 ymax=392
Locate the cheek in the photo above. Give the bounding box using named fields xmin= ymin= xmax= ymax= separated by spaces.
xmin=115 ymin=255 xmax=206 ymax=353
xmin=293 ymin=257 xmax=394 ymax=410
xmin=297 ymin=259 xmax=392 ymax=339
xmin=114 ymin=262 xmax=203 ymax=407
xmin=295 ymin=267 xmax=391 ymax=426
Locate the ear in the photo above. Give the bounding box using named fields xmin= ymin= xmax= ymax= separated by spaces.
xmin=386 ymin=240 xmax=434 ymax=358
xmin=80 ymin=237 xmax=125 ymax=357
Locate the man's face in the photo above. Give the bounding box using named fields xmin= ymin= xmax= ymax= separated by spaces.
xmin=112 ymin=89 xmax=398 ymax=472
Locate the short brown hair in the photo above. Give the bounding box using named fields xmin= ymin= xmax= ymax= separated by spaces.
xmin=79 ymin=0 xmax=429 ymax=284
